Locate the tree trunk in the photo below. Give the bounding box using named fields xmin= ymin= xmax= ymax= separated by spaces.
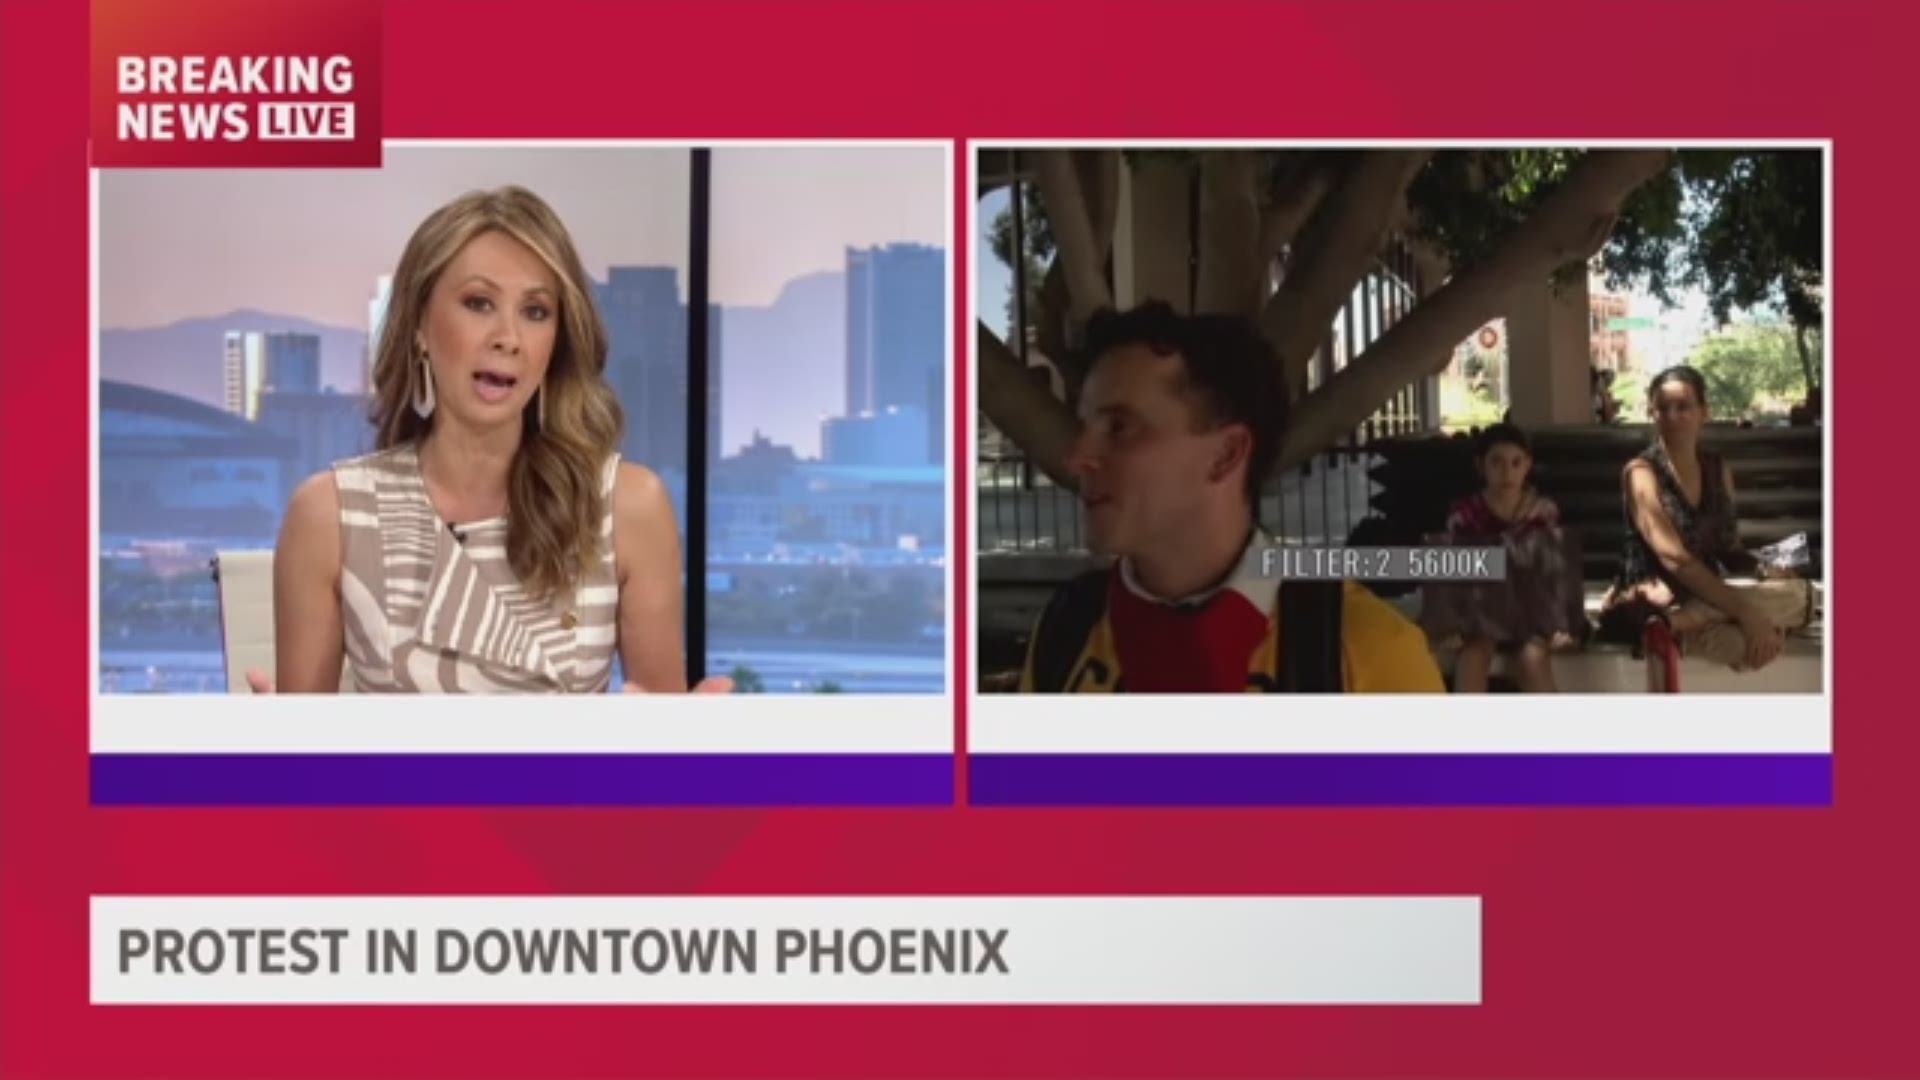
xmin=1125 ymin=154 xmax=1196 ymax=311
xmin=1029 ymin=152 xmax=1121 ymax=399
xmin=978 ymin=322 xmax=1080 ymax=488
xmin=1275 ymin=149 xmax=1672 ymax=472
xmin=1794 ymin=320 xmax=1818 ymax=393
xmin=1029 ymin=150 xmax=1116 ymax=323
xmin=1196 ymin=151 xmax=1267 ymax=319
xmin=1257 ymin=152 xmax=1432 ymax=398
xmin=1076 ymin=150 xmax=1122 ymax=270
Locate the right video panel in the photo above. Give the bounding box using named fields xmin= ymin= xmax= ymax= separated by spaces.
xmin=970 ymin=143 xmax=1829 ymax=807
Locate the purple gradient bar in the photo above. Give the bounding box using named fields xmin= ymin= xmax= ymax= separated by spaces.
xmin=969 ymin=754 xmax=1832 ymax=806
xmin=91 ymin=754 xmax=952 ymax=807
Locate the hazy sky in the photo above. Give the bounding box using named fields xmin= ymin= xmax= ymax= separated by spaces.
xmin=100 ymin=144 xmax=948 ymax=329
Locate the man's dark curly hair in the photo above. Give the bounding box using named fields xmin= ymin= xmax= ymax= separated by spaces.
xmin=1081 ymin=300 xmax=1289 ymax=503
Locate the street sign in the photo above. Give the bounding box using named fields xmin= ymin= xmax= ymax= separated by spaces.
xmin=1607 ymin=316 xmax=1657 ymax=330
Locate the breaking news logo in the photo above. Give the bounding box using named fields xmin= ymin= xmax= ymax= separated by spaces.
xmin=91 ymin=0 xmax=382 ymax=167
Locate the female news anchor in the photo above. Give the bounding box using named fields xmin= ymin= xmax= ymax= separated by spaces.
xmin=251 ymin=186 xmax=728 ymax=693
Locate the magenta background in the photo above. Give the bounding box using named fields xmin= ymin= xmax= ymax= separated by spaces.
xmin=4 ymin=1 xmax=1916 ymax=1076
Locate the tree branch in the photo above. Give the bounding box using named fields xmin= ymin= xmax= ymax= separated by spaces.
xmin=1404 ymin=234 xmax=1453 ymax=296
xmin=1257 ymin=151 xmax=1433 ymax=397
xmin=1261 ymin=163 xmax=1336 ymax=259
xmin=1033 ymin=260 xmax=1084 ymax=397
xmin=977 ymin=322 xmax=1080 ymax=488
xmin=1276 ymin=149 xmax=1673 ymax=471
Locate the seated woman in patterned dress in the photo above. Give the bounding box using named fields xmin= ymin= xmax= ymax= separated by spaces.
xmin=1420 ymin=423 xmax=1586 ymax=692
xmin=251 ymin=186 xmax=729 ymax=693
xmin=1597 ymin=366 xmax=1815 ymax=671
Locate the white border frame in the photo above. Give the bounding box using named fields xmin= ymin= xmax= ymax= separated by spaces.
xmin=91 ymin=139 xmax=956 ymax=755
xmin=966 ymin=139 xmax=1832 ymax=755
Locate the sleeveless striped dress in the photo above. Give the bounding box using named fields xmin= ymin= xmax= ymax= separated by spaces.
xmin=331 ymin=444 xmax=620 ymax=693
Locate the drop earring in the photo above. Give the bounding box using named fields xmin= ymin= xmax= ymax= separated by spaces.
xmin=536 ymin=383 xmax=547 ymax=430
xmin=412 ymin=353 xmax=436 ymax=419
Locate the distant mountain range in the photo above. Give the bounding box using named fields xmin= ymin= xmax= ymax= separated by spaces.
xmin=103 ymin=275 xmax=854 ymax=459
xmin=721 ymin=270 xmax=844 ymax=459
xmin=101 ymin=310 xmax=368 ymax=408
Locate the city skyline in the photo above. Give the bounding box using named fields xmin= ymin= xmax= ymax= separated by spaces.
xmin=101 ymin=253 xmax=946 ymax=461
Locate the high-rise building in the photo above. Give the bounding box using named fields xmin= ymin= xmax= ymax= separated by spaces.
xmin=223 ymin=331 xmax=321 ymax=420
xmin=823 ymin=406 xmax=931 ymax=468
xmin=847 ymin=248 xmax=873 ymax=414
xmin=265 ymin=332 xmax=321 ymax=394
xmin=595 ymin=267 xmax=722 ymax=474
xmin=256 ymin=389 xmax=374 ymax=494
xmin=599 ymin=266 xmax=682 ymax=471
xmin=845 ymin=243 xmax=944 ymax=465
xmin=222 ymin=331 xmax=265 ymax=420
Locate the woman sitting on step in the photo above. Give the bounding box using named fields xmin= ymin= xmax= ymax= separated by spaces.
xmin=1597 ymin=366 xmax=1815 ymax=671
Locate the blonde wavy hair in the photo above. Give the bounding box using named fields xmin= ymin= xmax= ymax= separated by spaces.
xmin=369 ymin=185 xmax=624 ymax=600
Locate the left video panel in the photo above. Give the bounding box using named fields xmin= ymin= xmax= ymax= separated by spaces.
xmin=92 ymin=141 xmax=955 ymax=806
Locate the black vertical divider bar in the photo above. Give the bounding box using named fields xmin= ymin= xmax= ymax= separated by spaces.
xmin=685 ymin=148 xmax=711 ymax=690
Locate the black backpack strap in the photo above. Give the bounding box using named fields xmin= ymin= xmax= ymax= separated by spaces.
xmin=1028 ymin=568 xmax=1112 ymax=693
xmin=1276 ymin=580 xmax=1345 ymax=692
